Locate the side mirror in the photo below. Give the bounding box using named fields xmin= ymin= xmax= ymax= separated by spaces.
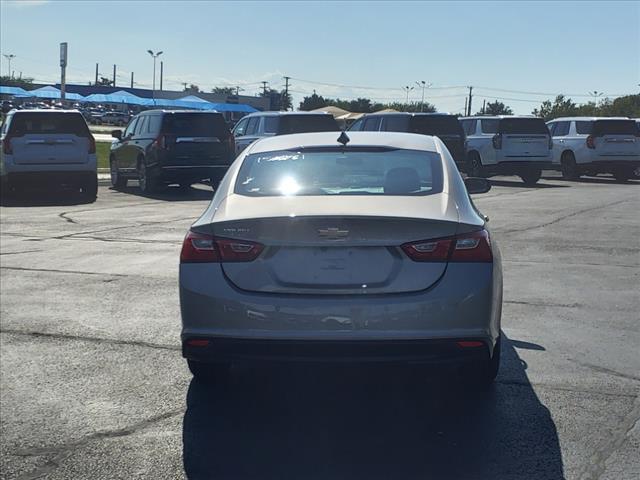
xmin=464 ymin=177 xmax=491 ymax=194
xmin=111 ymin=129 xmax=123 ymax=141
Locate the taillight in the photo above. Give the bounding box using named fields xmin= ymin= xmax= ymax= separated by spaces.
xmin=2 ymin=135 xmax=13 ymax=154
xmin=492 ymin=133 xmax=502 ymax=149
xmin=180 ymin=230 xmax=264 ymax=263
xmin=88 ymin=135 xmax=96 ymax=154
xmin=586 ymin=135 xmax=596 ymax=149
xmin=153 ymin=134 xmax=174 ymax=150
xmin=402 ymin=230 xmax=492 ymax=263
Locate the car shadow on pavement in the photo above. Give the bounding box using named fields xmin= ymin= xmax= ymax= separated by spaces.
xmin=110 ymin=184 xmax=214 ymax=202
xmin=489 ymin=179 xmax=569 ymax=189
xmin=0 ymin=189 xmax=95 ymax=207
xmin=183 ymin=334 xmax=564 ymax=480
xmin=574 ymin=176 xmax=639 ymax=185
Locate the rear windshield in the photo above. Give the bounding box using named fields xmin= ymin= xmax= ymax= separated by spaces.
xmin=9 ymin=112 xmax=89 ymax=136
xmin=409 ymin=115 xmax=464 ymax=136
xmin=277 ymin=115 xmax=339 ymax=134
xmin=235 ymin=148 xmax=444 ymax=197
xmin=162 ymin=113 xmax=229 ymax=138
xmin=592 ymin=120 xmax=637 ymax=136
xmin=499 ymin=118 xmax=549 ymax=134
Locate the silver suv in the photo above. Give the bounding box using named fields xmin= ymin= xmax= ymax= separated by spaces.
xmin=1 ymin=109 xmax=97 ymax=200
xmin=231 ymin=112 xmax=340 ymax=156
xmin=547 ymin=117 xmax=640 ymax=181
xmin=460 ymin=115 xmax=553 ymax=185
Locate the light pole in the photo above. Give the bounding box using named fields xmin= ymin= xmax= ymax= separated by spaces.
xmin=147 ymin=50 xmax=163 ymax=103
xmin=415 ymin=80 xmax=432 ymax=112
xmin=589 ymin=90 xmax=603 ymax=109
xmin=403 ymin=85 xmax=414 ymax=108
xmin=3 ymin=54 xmax=16 ymax=78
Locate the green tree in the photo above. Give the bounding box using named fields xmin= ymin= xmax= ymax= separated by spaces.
xmin=598 ymin=94 xmax=640 ymax=117
xmin=299 ymin=92 xmax=329 ymax=111
xmin=211 ymin=86 xmax=234 ymax=94
xmin=184 ymin=84 xmax=200 ymax=93
xmin=479 ymin=100 xmax=513 ymax=115
xmin=0 ymin=75 xmax=34 ymax=89
xmin=95 ymin=76 xmax=113 ymax=86
xmin=532 ymin=95 xmax=579 ymax=120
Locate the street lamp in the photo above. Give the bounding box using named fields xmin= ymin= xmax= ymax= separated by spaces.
xmin=147 ymin=50 xmax=163 ymax=103
xmin=415 ymin=80 xmax=432 ymax=112
xmin=403 ymin=85 xmax=414 ymax=107
xmin=589 ymin=90 xmax=603 ymax=108
xmin=3 ymin=54 xmax=16 ymax=78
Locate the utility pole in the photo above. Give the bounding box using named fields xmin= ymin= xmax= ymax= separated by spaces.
xmin=59 ymin=43 xmax=67 ymax=101
xmin=261 ymin=81 xmax=269 ymax=95
xmin=160 ymin=61 xmax=163 ymax=91
xmin=283 ymin=76 xmax=291 ymax=110
xmin=181 ymin=82 xmax=188 ymax=91
xmin=464 ymin=97 xmax=468 ymax=116
xmin=113 ymin=64 xmax=116 ymax=87
xmin=95 ymin=63 xmax=99 ymax=85
xmin=467 ymin=86 xmax=473 ymax=116
xmin=481 ymin=99 xmax=486 ymax=115
xmin=130 ymin=72 xmax=134 ymax=88
xmin=3 ymin=54 xmax=15 ymax=78
xmin=403 ymin=85 xmax=414 ymax=107
xmin=234 ymin=86 xmax=244 ymax=96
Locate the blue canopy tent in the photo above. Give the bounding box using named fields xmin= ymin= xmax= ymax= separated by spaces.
xmin=176 ymin=95 xmax=210 ymax=103
xmin=27 ymin=86 xmax=85 ymax=101
xmin=0 ymin=86 xmax=30 ymax=97
xmin=205 ymin=102 xmax=257 ymax=113
xmin=83 ymin=90 xmax=153 ymax=106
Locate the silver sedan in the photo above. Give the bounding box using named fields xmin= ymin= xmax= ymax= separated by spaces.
xmin=179 ymin=131 xmax=502 ymax=385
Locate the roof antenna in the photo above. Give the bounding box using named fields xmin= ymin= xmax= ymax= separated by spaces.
xmin=337 ymin=131 xmax=350 ymax=146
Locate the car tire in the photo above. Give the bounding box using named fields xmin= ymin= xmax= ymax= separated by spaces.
xmin=613 ymin=168 xmax=633 ymax=183
xmin=138 ymin=159 xmax=158 ymax=194
xmin=110 ymin=157 xmax=127 ymax=189
xmin=81 ymin=174 xmax=98 ymax=202
xmin=187 ymin=360 xmax=230 ymax=382
xmin=467 ymin=152 xmax=485 ymax=178
xmin=519 ymin=168 xmax=542 ymax=186
xmin=561 ymin=152 xmax=580 ymax=180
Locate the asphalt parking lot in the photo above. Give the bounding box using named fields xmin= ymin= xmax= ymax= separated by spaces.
xmin=1 ymin=173 xmax=639 ymax=480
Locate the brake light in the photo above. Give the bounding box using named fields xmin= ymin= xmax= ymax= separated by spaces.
xmin=492 ymin=133 xmax=502 ymax=149
xmin=180 ymin=230 xmax=264 ymax=263
xmin=586 ymin=135 xmax=596 ymax=149
xmin=2 ymin=135 xmax=13 ymax=154
xmin=153 ymin=134 xmax=174 ymax=150
xmin=88 ymin=135 xmax=96 ymax=154
xmin=402 ymin=230 xmax=492 ymax=263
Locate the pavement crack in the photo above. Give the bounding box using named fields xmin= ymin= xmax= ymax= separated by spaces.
xmin=0 ymin=266 xmax=129 ymax=277
xmin=498 ymin=379 xmax=638 ymax=398
xmin=58 ymin=212 xmax=77 ymax=224
xmin=569 ymin=359 xmax=640 ymax=383
xmin=0 ymin=249 xmax=44 ymax=256
xmin=0 ymin=328 xmax=180 ymax=352
xmin=504 ymin=299 xmax=581 ymax=309
xmin=500 ymin=198 xmax=633 ymax=236
xmin=11 ymin=409 xmax=183 ymax=480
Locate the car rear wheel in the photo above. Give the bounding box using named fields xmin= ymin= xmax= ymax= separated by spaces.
xmin=80 ymin=174 xmax=98 ymax=202
xmin=561 ymin=152 xmax=580 ymax=180
xmin=519 ymin=168 xmax=542 ymax=186
xmin=466 ymin=152 xmax=485 ymax=178
xmin=187 ymin=360 xmax=230 ymax=383
xmin=138 ymin=159 xmax=158 ymax=194
xmin=613 ymin=168 xmax=633 ymax=183
xmin=110 ymin=157 xmax=127 ymax=189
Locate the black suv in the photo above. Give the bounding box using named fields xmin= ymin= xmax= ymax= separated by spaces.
xmin=349 ymin=113 xmax=467 ymax=171
xmin=109 ymin=110 xmax=234 ymax=193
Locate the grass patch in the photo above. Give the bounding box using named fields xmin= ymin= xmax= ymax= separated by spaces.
xmin=96 ymin=141 xmax=111 ymax=169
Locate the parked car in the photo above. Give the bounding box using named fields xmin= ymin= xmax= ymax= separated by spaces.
xmin=547 ymin=117 xmax=640 ymax=181
xmin=231 ymin=112 xmax=340 ymax=156
xmin=1 ymin=101 xmax=14 ymax=114
xmin=0 ymin=109 xmax=97 ymax=200
xmin=459 ymin=115 xmax=553 ymax=185
xmin=349 ymin=113 xmax=467 ymax=171
xmin=100 ymin=111 xmax=130 ymax=126
xmin=109 ymin=110 xmax=234 ymax=193
xmin=179 ymin=131 xmax=502 ymax=386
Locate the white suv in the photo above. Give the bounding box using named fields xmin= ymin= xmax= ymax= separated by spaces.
xmin=1 ymin=109 xmax=98 ymax=200
xmin=547 ymin=117 xmax=640 ymax=181
xmin=460 ymin=115 xmax=553 ymax=185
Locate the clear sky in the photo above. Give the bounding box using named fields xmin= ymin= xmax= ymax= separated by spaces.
xmin=1 ymin=0 xmax=638 ymax=114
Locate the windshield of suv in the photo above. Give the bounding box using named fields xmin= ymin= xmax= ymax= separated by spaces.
xmin=409 ymin=115 xmax=464 ymax=135
xmin=9 ymin=112 xmax=90 ymax=136
xmin=235 ymin=148 xmax=443 ymax=197
xmin=592 ymin=120 xmax=638 ymax=136
xmin=277 ymin=115 xmax=339 ymax=134
xmin=499 ymin=118 xmax=549 ymax=134
xmin=162 ymin=113 xmax=229 ymax=138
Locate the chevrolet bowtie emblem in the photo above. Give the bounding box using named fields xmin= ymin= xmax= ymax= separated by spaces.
xmin=318 ymin=227 xmax=349 ymax=240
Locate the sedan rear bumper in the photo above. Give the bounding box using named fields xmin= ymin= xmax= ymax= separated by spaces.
xmin=182 ymin=337 xmax=491 ymax=364
xmin=159 ymin=165 xmax=230 ymax=183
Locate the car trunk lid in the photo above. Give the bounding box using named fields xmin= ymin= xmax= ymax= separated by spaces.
xmin=498 ymin=118 xmax=550 ymax=159
xmin=592 ymin=120 xmax=640 ymax=158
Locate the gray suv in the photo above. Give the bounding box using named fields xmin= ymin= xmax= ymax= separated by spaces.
xmin=231 ymin=112 xmax=340 ymax=156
